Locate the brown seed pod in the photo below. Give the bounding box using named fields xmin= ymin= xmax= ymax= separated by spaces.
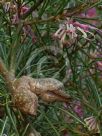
xmin=12 ymin=77 xmax=38 ymax=116
xmin=29 ymin=77 xmax=72 ymax=103
xmin=11 ymin=76 xmax=71 ymax=115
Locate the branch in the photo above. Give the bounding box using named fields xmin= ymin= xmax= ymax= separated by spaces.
xmin=21 ymin=0 xmax=44 ymax=19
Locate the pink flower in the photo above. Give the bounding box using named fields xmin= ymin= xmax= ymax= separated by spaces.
xmin=96 ymin=54 xmax=102 ymax=71
xmin=12 ymin=5 xmax=36 ymax=43
xmin=23 ymin=25 xmax=37 ymax=43
xmin=73 ymin=22 xmax=90 ymax=31
xmin=86 ymin=8 xmax=97 ymax=18
xmin=80 ymin=8 xmax=97 ymax=25
xmin=73 ymin=101 xmax=84 ymax=119
xmin=12 ymin=5 xmax=29 ymax=24
xmin=53 ymin=19 xmax=96 ymax=47
xmin=20 ymin=6 xmax=29 ymax=14
xmin=64 ymin=100 xmax=84 ymax=119
xmin=80 ymin=8 xmax=97 ymax=18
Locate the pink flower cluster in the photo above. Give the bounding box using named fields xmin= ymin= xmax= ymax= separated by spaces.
xmin=12 ymin=5 xmax=36 ymax=43
xmin=73 ymin=22 xmax=91 ymax=32
xmin=53 ymin=19 xmax=95 ymax=47
xmin=64 ymin=100 xmax=84 ymax=119
xmin=73 ymin=101 xmax=84 ymax=119
xmin=12 ymin=5 xmax=29 ymax=24
xmin=53 ymin=7 xmax=99 ymax=48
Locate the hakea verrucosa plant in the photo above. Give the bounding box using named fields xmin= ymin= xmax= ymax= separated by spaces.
xmin=0 ymin=1 xmax=72 ymax=116
xmin=0 ymin=58 xmax=72 ymax=115
xmin=0 ymin=1 xmax=102 ymax=135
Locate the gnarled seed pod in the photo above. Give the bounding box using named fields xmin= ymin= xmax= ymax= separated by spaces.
xmin=12 ymin=77 xmax=38 ymax=116
xmin=29 ymin=77 xmax=72 ymax=103
xmin=16 ymin=76 xmax=71 ymax=103
xmin=12 ymin=76 xmax=71 ymax=115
